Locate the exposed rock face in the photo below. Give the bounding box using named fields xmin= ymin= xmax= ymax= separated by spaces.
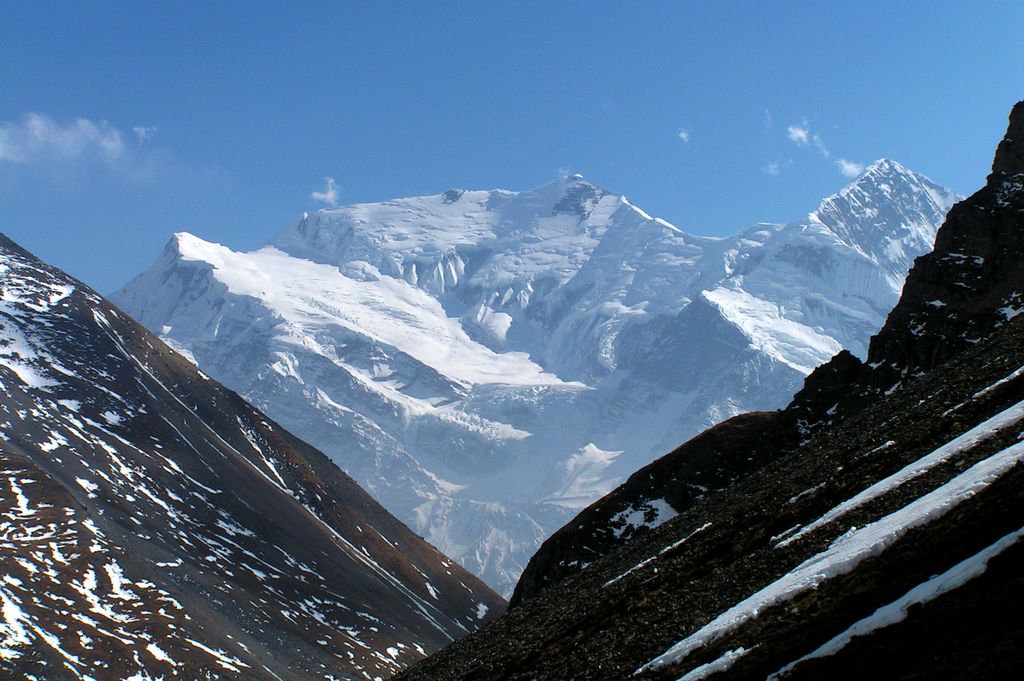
xmin=398 ymin=101 xmax=1024 ymax=680
xmin=993 ymin=100 xmax=1024 ymax=174
xmin=0 ymin=236 xmax=503 ymax=679
xmin=866 ymin=100 xmax=1024 ymax=384
xmin=511 ymin=101 xmax=1024 ymax=605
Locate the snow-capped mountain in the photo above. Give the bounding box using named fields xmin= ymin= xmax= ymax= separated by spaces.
xmin=0 ymin=235 xmax=502 ymax=679
xmin=113 ymin=160 xmax=958 ymax=595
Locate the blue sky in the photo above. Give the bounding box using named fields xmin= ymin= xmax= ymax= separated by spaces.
xmin=1 ymin=1 xmax=1021 ymax=293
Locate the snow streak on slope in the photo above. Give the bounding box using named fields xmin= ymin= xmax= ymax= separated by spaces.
xmin=114 ymin=163 xmax=957 ymax=595
xmin=778 ymin=391 xmax=1024 ymax=548
xmin=768 ymin=524 xmax=1024 ymax=679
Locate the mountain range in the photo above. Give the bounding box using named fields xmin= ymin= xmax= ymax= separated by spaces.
xmin=2 ymin=89 xmax=1018 ymax=681
xmin=112 ymin=159 xmax=957 ymax=596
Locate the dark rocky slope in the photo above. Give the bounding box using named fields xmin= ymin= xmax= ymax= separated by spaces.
xmin=397 ymin=100 xmax=1024 ymax=680
xmin=0 ymin=236 xmax=504 ymax=680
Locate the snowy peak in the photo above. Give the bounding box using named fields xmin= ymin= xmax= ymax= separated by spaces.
xmin=811 ymin=159 xmax=960 ymax=273
xmin=169 ymin=229 xmax=212 ymax=255
xmin=831 ymin=157 xmax=932 ymax=197
xmin=266 ymin=175 xmax=636 ymax=320
xmin=162 ymin=230 xmax=225 ymax=268
xmin=849 ymin=158 xmax=951 ymax=205
xmin=529 ymin=173 xmax=613 ymax=216
xmin=274 ymin=174 xmax=617 ymax=265
xmin=120 ymin=232 xmax=568 ymax=390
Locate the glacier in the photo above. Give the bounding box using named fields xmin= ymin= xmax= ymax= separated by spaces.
xmin=112 ymin=160 xmax=958 ymax=595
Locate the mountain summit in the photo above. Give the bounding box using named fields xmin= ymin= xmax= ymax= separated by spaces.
xmin=113 ymin=163 xmax=957 ymax=595
xmin=812 ymin=158 xmax=958 ymax=277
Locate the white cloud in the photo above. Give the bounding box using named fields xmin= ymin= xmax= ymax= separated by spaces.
xmin=836 ymin=158 xmax=865 ymax=178
xmin=133 ymin=126 xmax=157 ymax=144
xmin=763 ymin=109 xmax=774 ymax=132
xmin=311 ymin=176 xmax=339 ymax=207
xmin=812 ymin=133 xmax=830 ymax=158
xmin=0 ymin=112 xmax=214 ymax=194
xmin=0 ymin=113 xmax=129 ymax=164
xmin=786 ymin=120 xmax=830 ymax=157
xmin=678 ymin=129 xmax=691 ymax=143
xmin=763 ymin=159 xmax=793 ymax=176
xmin=786 ymin=122 xmax=810 ymax=146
